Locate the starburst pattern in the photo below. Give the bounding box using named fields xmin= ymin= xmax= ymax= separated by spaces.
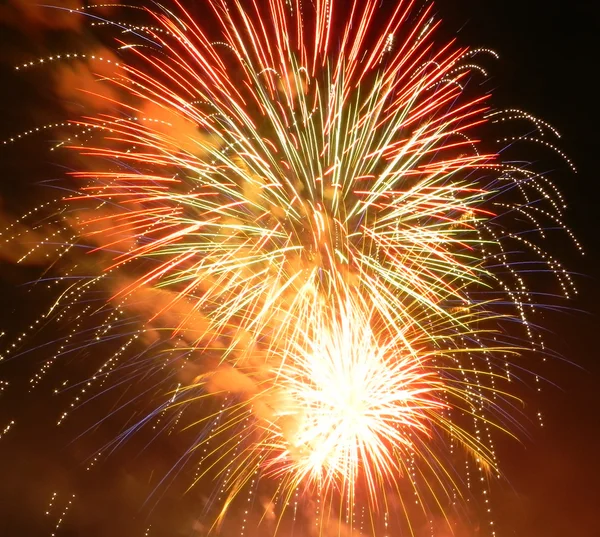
xmin=0 ymin=1 xmax=579 ymax=534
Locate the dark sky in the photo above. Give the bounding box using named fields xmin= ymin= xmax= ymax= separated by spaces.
xmin=438 ymin=3 xmax=600 ymax=535
xmin=0 ymin=1 xmax=598 ymax=536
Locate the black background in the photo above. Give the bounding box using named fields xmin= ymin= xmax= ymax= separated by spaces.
xmin=436 ymin=3 xmax=600 ymax=536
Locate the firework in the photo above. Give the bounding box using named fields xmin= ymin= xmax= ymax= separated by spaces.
xmin=0 ymin=0 xmax=578 ymax=534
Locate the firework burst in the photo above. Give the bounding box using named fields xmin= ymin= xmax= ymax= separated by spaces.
xmin=0 ymin=0 xmax=579 ymax=534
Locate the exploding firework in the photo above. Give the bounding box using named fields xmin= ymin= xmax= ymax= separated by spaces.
xmin=0 ymin=0 xmax=579 ymax=535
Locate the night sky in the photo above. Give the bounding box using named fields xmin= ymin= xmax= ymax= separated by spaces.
xmin=1 ymin=1 xmax=599 ymax=536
